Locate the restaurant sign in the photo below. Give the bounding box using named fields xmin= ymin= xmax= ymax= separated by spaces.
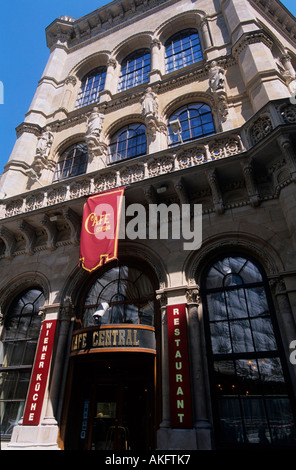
xmin=70 ymin=325 xmax=156 ymax=355
xmin=167 ymin=304 xmax=193 ymax=428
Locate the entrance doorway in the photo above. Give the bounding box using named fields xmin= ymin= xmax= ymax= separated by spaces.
xmin=63 ymin=353 xmax=156 ymax=450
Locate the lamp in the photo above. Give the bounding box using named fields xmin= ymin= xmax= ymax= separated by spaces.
xmin=169 ymin=118 xmax=183 ymax=143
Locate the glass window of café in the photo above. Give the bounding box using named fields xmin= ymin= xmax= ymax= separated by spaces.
xmin=0 ymin=288 xmax=45 ymax=440
xmin=202 ymin=255 xmax=296 ymax=449
xmin=81 ymin=265 xmax=156 ymax=327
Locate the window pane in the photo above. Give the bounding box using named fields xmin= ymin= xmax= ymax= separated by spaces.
xmin=1 ymin=289 xmax=44 ymax=438
xmin=168 ymin=103 xmax=215 ymax=146
xmin=225 ymin=289 xmax=247 ymax=319
xmin=109 ymin=124 xmax=146 ymax=163
xmin=165 ymin=29 xmax=203 ymax=73
xmin=53 ymin=142 xmax=88 ymax=182
xmin=230 ymin=319 xmax=254 ymax=353
xmin=210 ymin=322 xmax=231 ymax=354
xmin=75 ymin=67 xmax=106 ymax=109
xmin=118 ymin=49 xmax=150 ymax=92
xmin=207 ymin=292 xmax=227 ymax=321
xmin=83 ymin=266 xmax=154 ymax=327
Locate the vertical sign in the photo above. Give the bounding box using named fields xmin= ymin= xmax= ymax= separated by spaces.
xmin=167 ymin=304 xmax=193 ymax=428
xmin=23 ymin=319 xmax=57 ymax=425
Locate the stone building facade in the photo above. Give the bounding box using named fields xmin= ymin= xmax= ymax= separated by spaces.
xmin=1 ymin=0 xmax=296 ymax=450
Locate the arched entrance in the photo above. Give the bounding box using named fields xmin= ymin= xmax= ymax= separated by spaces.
xmin=61 ymin=262 xmax=161 ymax=450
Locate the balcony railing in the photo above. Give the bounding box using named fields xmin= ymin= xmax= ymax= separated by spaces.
xmin=1 ymin=98 xmax=295 ymax=220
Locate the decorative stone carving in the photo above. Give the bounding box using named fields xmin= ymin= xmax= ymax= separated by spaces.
xmin=18 ymin=220 xmax=36 ymax=255
xmin=186 ymin=286 xmax=200 ymax=305
xmin=62 ymin=207 xmax=81 ymax=246
xmin=85 ymin=107 xmax=107 ymax=160
xmin=0 ymin=226 xmax=16 ymax=259
xmin=209 ymin=61 xmax=225 ymax=92
xmin=141 ymin=87 xmax=161 ymax=138
xmin=250 ymin=115 xmax=273 ymax=144
xmin=41 ymin=214 xmax=57 ymax=251
xmin=209 ymin=61 xmax=228 ymax=121
xmin=280 ymin=104 xmax=296 ymax=123
xmin=120 ymin=165 xmax=145 ymax=185
xmin=280 ymin=50 xmax=296 ymax=93
xmin=32 ymin=127 xmax=54 ymax=176
xmin=207 ymin=169 xmax=224 ymax=214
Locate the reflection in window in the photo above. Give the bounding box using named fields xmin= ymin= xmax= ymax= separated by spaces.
xmin=108 ymin=124 xmax=146 ymax=164
xmin=83 ymin=265 xmax=155 ymax=327
xmin=0 ymin=288 xmax=44 ymax=439
xmin=204 ymin=256 xmax=296 ymax=448
xmin=75 ymin=67 xmax=107 ymax=109
xmin=168 ymin=104 xmax=215 ymax=146
xmin=165 ymin=29 xmax=203 ymax=73
xmin=53 ymin=142 xmax=88 ymax=182
xmin=118 ymin=49 xmax=150 ymax=92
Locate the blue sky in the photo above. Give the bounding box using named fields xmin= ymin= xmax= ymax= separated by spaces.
xmin=0 ymin=0 xmax=295 ymax=176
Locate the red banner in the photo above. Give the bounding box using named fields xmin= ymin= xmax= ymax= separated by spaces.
xmin=167 ymin=304 xmax=193 ymax=428
xmin=23 ymin=319 xmax=57 ymax=425
xmin=79 ymin=187 xmax=125 ymax=272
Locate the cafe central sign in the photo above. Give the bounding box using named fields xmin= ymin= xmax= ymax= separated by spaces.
xmin=70 ymin=325 xmax=156 ymax=355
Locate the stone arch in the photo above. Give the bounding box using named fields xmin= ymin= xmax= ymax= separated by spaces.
xmin=184 ymin=232 xmax=285 ymax=287
xmin=58 ymin=242 xmax=169 ymax=312
xmin=104 ymin=113 xmax=146 ymax=142
xmin=69 ymin=51 xmax=110 ymax=81
xmin=0 ymin=271 xmax=51 ymax=319
xmin=163 ymin=92 xmax=216 ymax=121
xmin=112 ymin=32 xmax=153 ymax=63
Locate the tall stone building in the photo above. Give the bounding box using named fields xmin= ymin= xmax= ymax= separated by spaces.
xmin=1 ymin=0 xmax=296 ymax=451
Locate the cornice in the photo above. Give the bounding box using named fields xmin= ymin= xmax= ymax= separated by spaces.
xmin=46 ymin=0 xmax=178 ymax=51
xmin=249 ymin=0 xmax=296 ymax=45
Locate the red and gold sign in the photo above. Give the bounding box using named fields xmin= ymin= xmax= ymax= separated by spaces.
xmin=79 ymin=187 xmax=125 ymax=272
xmin=23 ymin=320 xmax=57 ymax=426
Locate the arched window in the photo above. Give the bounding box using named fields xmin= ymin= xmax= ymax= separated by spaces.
xmin=203 ymin=255 xmax=296 ymax=448
xmin=53 ymin=142 xmax=88 ymax=182
xmin=118 ymin=49 xmax=151 ymax=92
xmin=0 ymin=288 xmax=45 ymax=439
xmin=82 ymin=265 xmax=155 ymax=327
xmin=168 ymin=103 xmax=215 ymax=146
xmin=165 ymin=29 xmax=202 ymax=74
xmin=108 ymin=123 xmax=146 ymax=163
xmin=75 ymin=67 xmax=107 ymax=109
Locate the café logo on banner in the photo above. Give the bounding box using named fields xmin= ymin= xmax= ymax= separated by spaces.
xmin=79 ymin=187 xmax=125 ymax=272
xmin=167 ymin=304 xmax=193 ymax=428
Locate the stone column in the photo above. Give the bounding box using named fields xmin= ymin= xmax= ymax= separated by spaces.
xmin=186 ymin=287 xmax=212 ymax=449
xmin=156 ymin=292 xmax=171 ymax=447
xmin=149 ymin=38 xmax=162 ymax=83
xmin=100 ymin=58 xmax=117 ymax=102
xmin=200 ymin=18 xmax=212 ymax=53
xmin=60 ymin=76 xmax=77 ymax=112
xmin=276 ymin=135 xmax=296 ymax=250
xmin=269 ymin=277 xmax=296 ymax=386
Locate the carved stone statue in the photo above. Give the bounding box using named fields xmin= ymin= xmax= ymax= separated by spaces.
xmin=141 ymin=87 xmax=158 ymax=117
xmin=209 ymin=61 xmax=225 ymax=92
xmin=85 ymin=107 xmax=106 ymax=159
xmin=86 ymin=107 xmax=104 ymax=141
xmin=36 ymin=126 xmax=54 ymax=158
